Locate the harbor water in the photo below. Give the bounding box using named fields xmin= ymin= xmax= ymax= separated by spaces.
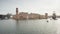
xmin=0 ymin=19 xmax=60 ymax=34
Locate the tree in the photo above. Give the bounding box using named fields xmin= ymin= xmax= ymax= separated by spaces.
xmin=6 ymin=13 xmax=12 ymax=19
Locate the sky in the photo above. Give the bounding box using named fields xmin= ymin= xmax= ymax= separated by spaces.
xmin=0 ymin=0 xmax=60 ymax=15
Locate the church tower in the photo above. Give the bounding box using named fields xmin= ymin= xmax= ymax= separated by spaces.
xmin=16 ymin=8 xmax=18 ymax=15
xmin=16 ymin=8 xmax=19 ymax=20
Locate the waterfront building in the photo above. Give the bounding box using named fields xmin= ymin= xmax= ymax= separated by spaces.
xmin=19 ymin=12 xmax=28 ymax=19
xmin=45 ymin=13 xmax=48 ymax=19
xmin=28 ymin=13 xmax=40 ymax=19
xmin=13 ymin=8 xmax=48 ymax=20
xmin=13 ymin=8 xmax=20 ymax=20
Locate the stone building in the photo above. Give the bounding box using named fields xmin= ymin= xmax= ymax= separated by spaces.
xmin=13 ymin=8 xmax=48 ymax=20
xmin=28 ymin=13 xmax=40 ymax=19
xmin=19 ymin=12 xmax=28 ymax=19
xmin=13 ymin=8 xmax=20 ymax=20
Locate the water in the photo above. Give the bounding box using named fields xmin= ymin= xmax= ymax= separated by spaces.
xmin=0 ymin=19 xmax=60 ymax=34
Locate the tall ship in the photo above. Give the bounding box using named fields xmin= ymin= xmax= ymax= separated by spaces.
xmin=52 ymin=11 xmax=56 ymax=20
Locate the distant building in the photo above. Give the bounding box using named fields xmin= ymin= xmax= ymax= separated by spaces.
xmin=45 ymin=13 xmax=48 ymax=19
xmin=13 ymin=8 xmax=48 ymax=20
xmin=40 ymin=15 xmax=45 ymax=19
xmin=16 ymin=8 xmax=18 ymax=15
xmin=19 ymin=12 xmax=28 ymax=19
xmin=13 ymin=8 xmax=19 ymax=20
xmin=28 ymin=13 xmax=40 ymax=19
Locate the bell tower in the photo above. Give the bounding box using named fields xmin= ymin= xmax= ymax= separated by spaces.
xmin=16 ymin=8 xmax=19 ymax=20
xmin=16 ymin=8 xmax=18 ymax=15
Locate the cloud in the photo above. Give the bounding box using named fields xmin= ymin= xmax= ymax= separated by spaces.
xmin=0 ymin=0 xmax=60 ymax=15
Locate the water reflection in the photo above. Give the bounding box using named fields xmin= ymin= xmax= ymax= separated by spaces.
xmin=0 ymin=19 xmax=60 ymax=34
xmin=15 ymin=20 xmax=20 ymax=34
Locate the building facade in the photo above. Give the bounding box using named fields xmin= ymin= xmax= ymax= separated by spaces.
xmin=13 ymin=8 xmax=48 ymax=20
